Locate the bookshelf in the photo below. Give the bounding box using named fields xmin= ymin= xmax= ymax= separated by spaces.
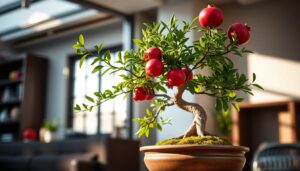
xmin=0 ymin=53 xmax=48 ymax=142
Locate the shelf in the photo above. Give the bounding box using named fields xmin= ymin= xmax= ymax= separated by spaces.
xmin=0 ymin=101 xmax=21 ymax=107
xmin=0 ymin=120 xmax=19 ymax=127
xmin=0 ymin=58 xmax=23 ymax=67
xmin=0 ymin=79 xmax=23 ymax=87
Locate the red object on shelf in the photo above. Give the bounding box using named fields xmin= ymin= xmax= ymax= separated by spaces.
xmin=23 ymin=129 xmax=37 ymax=140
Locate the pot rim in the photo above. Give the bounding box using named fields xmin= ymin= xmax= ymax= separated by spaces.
xmin=140 ymin=144 xmax=249 ymax=152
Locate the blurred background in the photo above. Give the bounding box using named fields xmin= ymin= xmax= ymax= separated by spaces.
xmin=0 ymin=0 xmax=299 ymax=171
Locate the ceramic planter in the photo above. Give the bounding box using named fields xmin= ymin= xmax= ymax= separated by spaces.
xmin=140 ymin=145 xmax=249 ymax=171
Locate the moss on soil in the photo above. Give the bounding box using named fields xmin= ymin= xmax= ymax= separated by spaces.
xmin=156 ymin=136 xmax=231 ymax=145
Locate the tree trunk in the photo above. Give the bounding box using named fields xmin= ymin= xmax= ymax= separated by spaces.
xmin=172 ymin=85 xmax=208 ymax=138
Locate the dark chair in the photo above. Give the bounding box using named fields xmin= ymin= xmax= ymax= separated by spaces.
xmin=252 ymin=143 xmax=300 ymax=171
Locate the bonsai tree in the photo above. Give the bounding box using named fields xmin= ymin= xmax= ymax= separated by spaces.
xmin=72 ymin=5 xmax=262 ymax=140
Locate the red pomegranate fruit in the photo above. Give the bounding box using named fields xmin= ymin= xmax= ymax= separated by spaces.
xmin=145 ymin=95 xmax=154 ymax=100
xmin=145 ymin=59 xmax=164 ymax=77
xmin=199 ymin=5 xmax=224 ymax=28
xmin=181 ymin=67 xmax=193 ymax=80
xmin=133 ymin=87 xmax=147 ymax=101
xmin=145 ymin=88 xmax=154 ymax=100
xmin=228 ymin=23 xmax=251 ymax=45
xmin=167 ymin=69 xmax=186 ymax=86
xmin=144 ymin=47 xmax=162 ymax=61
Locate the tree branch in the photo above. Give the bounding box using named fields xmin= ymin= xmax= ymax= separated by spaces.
xmin=150 ymin=102 xmax=174 ymax=123
xmin=194 ymin=91 xmax=216 ymax=96
xmin=154 ymin=93 xmax=171 ymax=100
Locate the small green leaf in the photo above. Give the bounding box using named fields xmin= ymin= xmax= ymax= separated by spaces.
xmin=79 ymin=34 xmax=84 ymax=45
xmin=80 ymin=54 xmax=88 ymax=68
xmin=92 ymin=65 xmax=103 ymax=73
xmin=236 ymin=98 xmax=244 ymax=102
xmin=194 ymin=85 xmax=202 ymax=93
xmin=222 ymin=99 xmax=229 ymax=111
xmin=97 ymin=43 xmax=104 ymax=54
xmin=252 ymin=73 xmax=256 ymax=82
xmin=228 ymin=91 xmax=236 ymax=98
xmin=94 ymin=92 xmax=101 ymax=97
xmin=73 ymin=104 xmax=81 ymax=111
xmin=102 ymin=68 xmax=111 ymax=75
xmin=232 ymin=103 xmax=240 ymax=111
xmin=85 ymin=95 xmax=95 ymax=103
xmin=192 ymin=16 xmax=198 ymax=24
xmin=91 ymin=57 xmax=100 ymax=65
xmin=133 ymin=39 xmax=143 ymax=45
xmin=215 ymin=98 xmax=222 ymax=112
xmin=156 ymin=123 xmax=162 ymax=131
xmin=253 ymin=84 xmax=264 ymax=90
xmin=82 ymin=103 xmax=88 ymax=109
xmin=89 ymin=106 xmax=94 ymax=112
xmin=73 ymin=43 xmax=82 ymax=49
xmin=146 ymin=108 xmax=153 ymax=117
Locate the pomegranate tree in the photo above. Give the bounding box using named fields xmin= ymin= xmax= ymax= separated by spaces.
xmin=73 ymin=5 xmax=261 ymax=138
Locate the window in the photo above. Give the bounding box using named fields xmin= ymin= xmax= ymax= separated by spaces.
xmin=67 ymin=45 xmax=130 ymax=136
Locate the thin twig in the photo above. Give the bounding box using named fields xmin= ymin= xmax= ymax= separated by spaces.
xmin=154 ymin=93 xmax=171 ymax=100
xmin=150 ymin=102 xmax=175 ymax=123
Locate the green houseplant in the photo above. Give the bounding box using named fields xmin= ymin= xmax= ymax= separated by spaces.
xmin=40 ymin=120 xmax=58 ymax=143
xmin=73 ymin=5 xmax=262 ymax=171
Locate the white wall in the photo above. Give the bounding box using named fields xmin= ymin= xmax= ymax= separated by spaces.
xmin=219 ymin=0 xmax=300 ymax=102
xmin=17 ymin=21 xmax=123 ymax=138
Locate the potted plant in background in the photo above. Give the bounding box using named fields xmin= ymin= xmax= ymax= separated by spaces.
xmin=39 ymin=120 xmax=57 ymax=143
xmin=73 ymin=4 xmax=262 ymax=171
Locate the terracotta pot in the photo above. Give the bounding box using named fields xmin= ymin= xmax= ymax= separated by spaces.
xmin=140 ymin=145 xmax=249 ymax=171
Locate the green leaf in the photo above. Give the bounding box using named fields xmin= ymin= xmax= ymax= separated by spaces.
xmin=192 ymin=16 xmax=198 ymax=24
xmin=146 ymin=108 xmax=153 ymax=117
xmin=252 ymin=73 xmax=256 ymax=82
xmin=79 ymin=34 xmax=84 ymax=45
xmin=80 ymin=54 xmax=88 ymax=68
xmin=91 ymin=57 xmax=100 ymax=65
xmin=97 ymin=43 xmax=104 ymax=54
xmin=133 ymin=39 xmax=143 ymax=45
xmin=253 ymin=84 xmax=264 ymax=90
xmin=73 ymin=104 xmax=81 ymax=111
xmin=73 ymin=43 xmax=82 ymax=49
xmin=216 ymin=98 xmax=222 ymax=112
xmin=92 ymin=65 xmax=103 ymax=73
xmin=228 ymin=91 xmax=236 ymax=98
xmin=145 ymin=127 xmax=150 ymax=137
xmin=222 ymin=99 xmax=229 ymax=111
xmin=82 ymin=103 xmax=88 ymax=109
xmin=232 ymin=103 xmax=240 ymax=111
xmin=156 ymin=123 xmax=162 ymax=131
xmin=236 ymin=98 xmax=244 ymax=102
xmin=94 ymin=92 xmax=101 ymax=97
xmin=85 ymin=95 xmax=95 ymax=103
xmin=102 ymin=68 xmax=111 ymax=75
xmin=194 ymin=85 xmax=202 ymax=93
xmin=104 ymin=50 xmax=111 ymax=61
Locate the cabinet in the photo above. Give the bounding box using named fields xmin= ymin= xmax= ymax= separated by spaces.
xmin=231 ymin=100 xmax=300 ymax=170
xmin=0 ymin=53 xmax=48 ymax=142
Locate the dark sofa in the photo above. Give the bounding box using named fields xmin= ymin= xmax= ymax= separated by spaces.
xmin=0 ymin=136 xmax=140 ymax=171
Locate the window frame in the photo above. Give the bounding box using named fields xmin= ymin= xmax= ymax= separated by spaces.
xmin=67 ymin=45 xmax=128 ymax=135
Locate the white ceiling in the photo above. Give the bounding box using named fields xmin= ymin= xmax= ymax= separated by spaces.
xmin=90 ymin=0 xmax=163 ymax=14
xmin=90 ymin=0 xmax=265 ymax=14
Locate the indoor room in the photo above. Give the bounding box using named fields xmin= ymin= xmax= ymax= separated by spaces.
xmin=0 ymin=0 xmax=299 ymax=171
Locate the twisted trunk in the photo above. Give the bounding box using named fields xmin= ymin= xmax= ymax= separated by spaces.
xmin=173 ymin=85 xmax=208 ymax=138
